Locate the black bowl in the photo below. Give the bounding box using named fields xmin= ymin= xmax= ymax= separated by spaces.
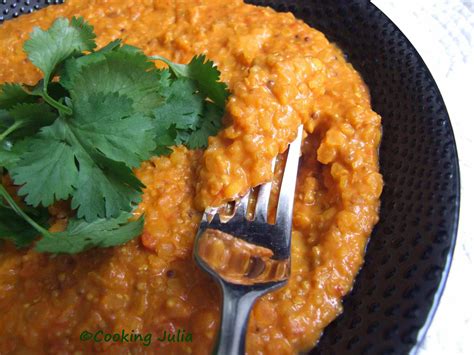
xmin=0 ymin=1 xmax=461 ymax=354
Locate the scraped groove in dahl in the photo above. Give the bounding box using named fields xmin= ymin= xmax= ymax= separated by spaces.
xmin=0 ymin=0 xmax=383 ymax=353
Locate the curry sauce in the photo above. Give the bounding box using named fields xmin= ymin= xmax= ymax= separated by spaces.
xmin=0 ymin=0 xmax=383 ymax=353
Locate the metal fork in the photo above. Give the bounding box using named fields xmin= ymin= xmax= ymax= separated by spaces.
xmin=193 ymin=125 xmax=303 ymax=355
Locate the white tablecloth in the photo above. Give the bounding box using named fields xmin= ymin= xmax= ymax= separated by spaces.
xmin=371 ymin=1 xmax=474 ymax=354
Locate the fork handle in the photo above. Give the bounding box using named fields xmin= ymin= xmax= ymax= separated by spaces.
xmin=214 ymin=284 xmax=260 ymax=355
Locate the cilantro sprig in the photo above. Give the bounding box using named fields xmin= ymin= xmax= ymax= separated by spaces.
xmin=0 ymin=17 xmax=229 ymax=253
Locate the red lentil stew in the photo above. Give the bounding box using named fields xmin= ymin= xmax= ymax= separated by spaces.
xmin=0 ymin=0 xmax=383 ymax=353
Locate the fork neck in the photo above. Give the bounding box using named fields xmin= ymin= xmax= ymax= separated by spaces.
xmin=213 ymin=284 xmax=263 ymax=355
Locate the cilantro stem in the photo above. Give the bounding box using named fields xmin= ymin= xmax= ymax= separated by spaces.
xmin=148 ymin=55 xmax=172 ymax=65
xmin=0 ymin=121 xmax=23 ymax=142
xmin=0 ymin=184 xmax=52 ymax=237
xmin=42 ymin=90 xmax=72 ymax=116
xmin=149 ymin=55 xmax=186 ymax=78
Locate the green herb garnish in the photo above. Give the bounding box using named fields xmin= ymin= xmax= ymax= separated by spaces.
xmin=0 ymin=17 xmax=229 ymax=253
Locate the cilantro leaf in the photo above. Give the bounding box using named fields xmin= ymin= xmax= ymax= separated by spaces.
xmin=0 ymin=183 xmax=50 ymax=248
xmin=62 ymin=45 xmax=169 ymax=114
xmin=35 ymin=213 xmax=144 ymax=254
xmin=10 ymin=92 xmax=152 ymax=221
xmin=185 ymin=55 xmax=229 ymax=109
xmin=153 ymin=120 xmax=177 ymax=155
xmin=153 ymin=54 xmax=229 ymax=108
xmin=0 ymin=203 xmax=49 ymax=248
xmin=153 ymin=78 xmax=204 ymax=130
xmin=70 ymin=92 xmax=156 ymax=167
xmin=71 ymin=151 xmax=143 ymax=222
xmin=186 ymin=102 xmax=223 ymax=149
xmin=23 ymin=17 xmax=96 ymax=115
xmin=9 ymin=133 xmax=77 ymax=207
xmin=150 ymin=55 xmax=227 ymax=150
xmin=0 ymin=207 xmax=39 ymax=248
xmin=24 ymin=17 xmax=96 ymax=84
xmin=0 ymin=137 xmax=33 ymax=169
xmin=149 ymin=65 xmax=227 ymax=150
xmin=0 ymin=183 xmax=142 ymax=253
xmin=0 ymin=146 xmax=19 ymax=168
xmin=0 ymin=103 xmax=56 ymax=142
xmin=0 ymin=83 xmax=36 ymax=110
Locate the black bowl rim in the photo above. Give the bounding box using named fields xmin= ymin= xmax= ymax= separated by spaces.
xmin=368 ymin=3 xmax=461 ymax=351
xmin=305 ymin=2 xmax=461 ymax=352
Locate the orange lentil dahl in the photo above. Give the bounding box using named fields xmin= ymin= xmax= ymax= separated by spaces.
xmin=0 ymin=0 xmax=383 ymax=354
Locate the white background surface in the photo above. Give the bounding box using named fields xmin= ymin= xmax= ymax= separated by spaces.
xmin=371 ymin=1 xmax=473 ymax=354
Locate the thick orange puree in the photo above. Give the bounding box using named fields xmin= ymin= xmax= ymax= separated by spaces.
xmin=0 ymin=0 xmax=383 ymax=354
